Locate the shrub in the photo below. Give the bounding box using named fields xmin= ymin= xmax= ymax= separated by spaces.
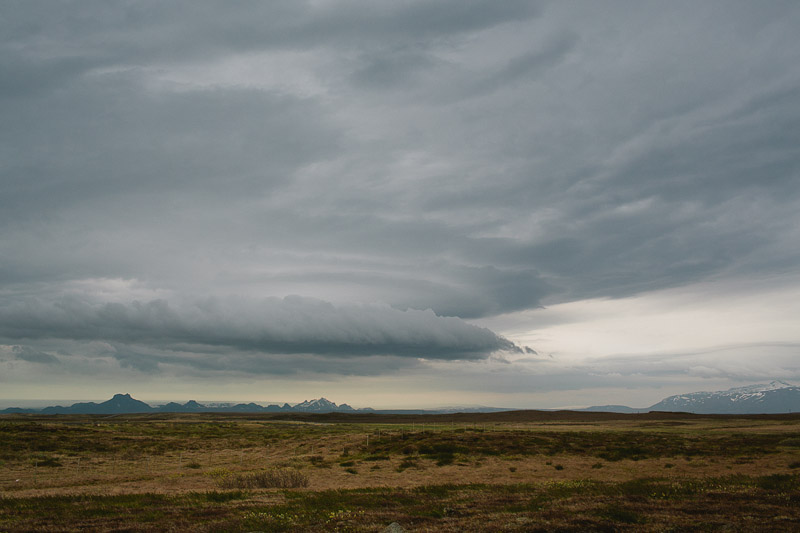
xmin=200 ymin=490 xmax=248 ymax=503
xmin=308 ymin=455 xmax=327 ymax=467
xmin=397 ymin=458 xmax=417 ymax=472
xmin=206 ymin=468 xmax=231 ymax=479
xmin=756 ymin=473 xmax=799 ymax=492
xmin=220 ymin=468 xmax=309 ymax=489
xmin=435 ymin=453 xmax=454 ymax=466
xmin=598 ymin=505 xmax=644 ymax=524
xmin=599 ymin=446 xmax=648 ymax=462
xmin=33 ymin=456 xmax=62 ymax=467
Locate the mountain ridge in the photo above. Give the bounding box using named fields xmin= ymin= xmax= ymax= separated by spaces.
xmin=4 ymin=381 xmax=799 ymax=415
xmin=645 ymin=380 xmax=800 ymax=414
xmin=580 ymin=381 xmax=800 ymax=414
xmin=0 ymin=395 xmax=505 ymax=415
xmin=1 ymin=395 xmax=370 ymax=415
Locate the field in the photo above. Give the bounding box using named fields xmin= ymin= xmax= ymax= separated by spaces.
xmin=1 ymin=410 xmax=800 ymax=531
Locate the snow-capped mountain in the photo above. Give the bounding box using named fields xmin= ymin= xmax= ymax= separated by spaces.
xmin=648 ymin=381 xmax=800 ymax=414
xmin=291 ymin=397 xmax=355 ymax=412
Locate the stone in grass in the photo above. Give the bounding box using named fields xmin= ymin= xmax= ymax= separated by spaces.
xmin=384 ymin=522 xmax=406 ymax=533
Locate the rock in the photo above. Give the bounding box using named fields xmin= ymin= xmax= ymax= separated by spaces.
xmin=383 ymin=522 xmax=406 ymax=533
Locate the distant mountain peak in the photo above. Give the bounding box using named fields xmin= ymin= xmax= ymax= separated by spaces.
xmin=649 ymin=381 xmax=800 ymax=414
xmin=293 ymin=397 xmax=340 ymax=411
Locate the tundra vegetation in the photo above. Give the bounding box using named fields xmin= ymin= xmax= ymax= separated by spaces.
xmin=1 ymin=411 xmax=800 ymax=531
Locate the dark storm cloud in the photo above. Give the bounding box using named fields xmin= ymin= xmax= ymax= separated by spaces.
xmin=0 ymin=295 xmax=521 ymax=360
xmin=1 ymin=1 xmax=799 ymax=374
xmin=0 ymin=72 xmax=338 ymax=221
xmin=106 ymin=343 xmax=424 ymax=377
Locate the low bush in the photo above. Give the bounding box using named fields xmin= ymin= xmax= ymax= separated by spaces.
xmin=220 ymin=468 xmax=309 ymax=489
xmin=397 ymin=458 xmax=418 ymax=472
xmin=308 ymin=455 xmax=327 ymax=467
xmin=756 ymin=473 xmax=799 ymax=492
xmin=32 ymin=456 xmax=62 ymax=467
xmin=364 ymin=454 xmax=390 ymax=461
xmin=598 ymin=504 xmax=644 ymax=524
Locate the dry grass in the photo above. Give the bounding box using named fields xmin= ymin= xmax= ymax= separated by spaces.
xmin=219 ymin=468 xmax=309 ymax=489
xmin=1 ymin=412 xmax=800 ymax=530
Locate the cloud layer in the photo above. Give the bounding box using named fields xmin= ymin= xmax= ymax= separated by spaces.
xmin=1 ymin=2 xmax=799 ymax=400
xmin=0 ymin=295 xmax=519 ymax=359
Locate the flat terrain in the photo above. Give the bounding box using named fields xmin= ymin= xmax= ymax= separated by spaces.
xmin=1 ymin=411 xmax=800 ymax=531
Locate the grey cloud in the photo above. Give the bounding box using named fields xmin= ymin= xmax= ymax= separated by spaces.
xmin=0 ymin=56 xmax=94 ymax=99
xmin=352 ymin=47 xmax=443 ymax=90
xmin=11 ymin=345 xmax=60 ymax=365
xmin=1 ymin=0 xmax=800 ymax=396
xmin=1 ymin=1 xmax=538 ymax=67
xmin=2 ymin=1 xmax=797 ymax=315
xmin=0 ymin=295 xmax=522 ymax=360
xmin=106 ymin=343 xmax=423 ymax=377
xmin=460 ymin=33 xmax=578 ymax=100
xmin=0 ymin=73 xmax=338 ymax=222
xmin=110 ymin=345 xmax=161 ymax=373
xmin=3 ymin=337 xmax=427 ymax=378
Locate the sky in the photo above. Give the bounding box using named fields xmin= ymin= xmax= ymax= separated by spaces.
xmin=1 ymin=1 xmax=799 ymax=409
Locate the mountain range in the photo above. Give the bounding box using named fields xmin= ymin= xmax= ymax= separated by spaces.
xmin=644 ymin=380 xmax=800 ymax=414
xmin=581 ymin=381 xmax=800 ymax=414
xmin=2 ymin=381 xmax=799 ymax=415
xmin=0 ymin=394 xmax=363 ymax=415
xmin=0 ymin=394 xmax=508 ymax=415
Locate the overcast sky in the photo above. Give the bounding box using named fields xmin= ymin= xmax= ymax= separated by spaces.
xmin=2 ymin=1 xmax=799 ymax=408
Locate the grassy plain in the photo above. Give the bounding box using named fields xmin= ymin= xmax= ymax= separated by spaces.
xmin=1 ymin=411 xmax=800 ymax=531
